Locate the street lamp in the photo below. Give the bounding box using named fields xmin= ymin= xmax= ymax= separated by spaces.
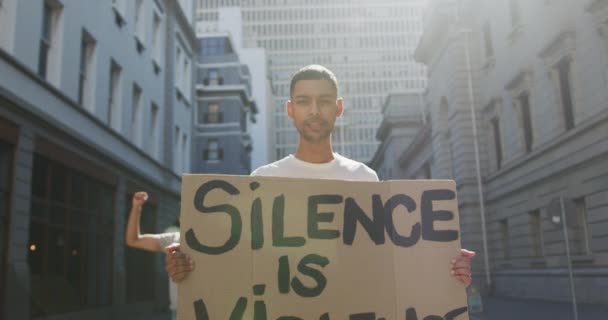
xmin=455 ymin=4 xmax=492 ymax=289
xmin=548 ymin=196 xmax=579 ymax=320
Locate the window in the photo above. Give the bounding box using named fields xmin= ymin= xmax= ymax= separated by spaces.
xmin=200 ymin=37 xmax=233 ymax=55
xmin=571 ymin=198 xmax=592 ymax=255
xmin=150 ymin=103 xmax=159 ymax=158
xmin=0 ymin=141 xmax=14 ymax=312
xmin=205 ymin=69 xmax=222 ymax=85
xmin=38 ymin=2 xmax=52 ymax=77
xmin=447 ymin=129 xmax=456 ymax=179
xmin=491 ymin=117 xmax=503 ymax=169
xmin=131 ymin=84 xmax=143 ymax=147
xmin=541 ymin=31 xmax=577 ymax=132
xmin=151 ymin=13 xmax=162 ymax=73
xmin=174 ymin=127 xmax=181 ymax=172
xmin=135 ymin=0 xmax=145 ymax=43
xmin=175 ymin=47 xmax=182 ymax=90
xmin=78 ymin=30 xmax=96 ymax=110
xmin=39 ymin=2 xmax=62 ymax=81
xmin=554 ymin=56 xmax=576 ymax=131
xmin=500 ymin=219 xmax=510 ymax=260
xmin=204 ymin=103 xmax=223 ymax=123
xmin=112 ymin=0 xmax=126 ymax=27
xmin=204 ymin=139 xmax=223 ymax=161
xmin=483 ymin=22 xmax=494 ymax=60
xmin=518 ymin=93 xmax=533 ymax=153
xmin=507 ymin=70 xmax=534 ymax=154
xmin=423 ymin=162 xmax=431 ymax=179
xmin=182 ymin=58 xmax=190 ymax=97
xmin=182 ymin=133 xmax=189 ymax=172
xmin=0 ymin=0 xmax=16 ymax=51
xmin=529 ymin=210 xmax=543 ymax=258
xmin=108 ymin=60 xmax=122 ymax=131
xmin=29 ymin=154 xmax=115 ymax=317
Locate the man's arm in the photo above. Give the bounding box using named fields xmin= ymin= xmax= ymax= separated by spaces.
xmin=125 ymin=191 xmax=162 ymax=252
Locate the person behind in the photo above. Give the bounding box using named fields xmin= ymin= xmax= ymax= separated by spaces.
xmin=164 ymin=64 xmax=474 ymax=286
xmin=126 ymin=191 xmax=182 ymax=319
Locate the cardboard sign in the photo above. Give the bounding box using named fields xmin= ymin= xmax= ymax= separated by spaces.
xmin=178 ymin=175 xmax=469 ymax=320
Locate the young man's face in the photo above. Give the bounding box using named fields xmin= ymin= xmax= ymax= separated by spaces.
xmin=287 ymin=79 xmax=343 ymax=144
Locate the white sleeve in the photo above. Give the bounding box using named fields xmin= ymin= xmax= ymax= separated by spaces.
xmin=158 ymin=232 xmax=180 ymax=249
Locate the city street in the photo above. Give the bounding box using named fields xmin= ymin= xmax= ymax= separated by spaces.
xmin=130 ymin=295 xmax=608 ymax=320
xmin=2 ymin=0 xmax=608 ymax=319
xmin=471 ymin=296 xmax=608 ymax=320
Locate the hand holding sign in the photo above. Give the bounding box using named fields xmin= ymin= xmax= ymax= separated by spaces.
xmin=165 ymin=243 xmax=194 ymax=283
xmin=165 ymin=246 xmax=475 ymax=286
xmin=451 ymin=249 xmax=475 ymax=287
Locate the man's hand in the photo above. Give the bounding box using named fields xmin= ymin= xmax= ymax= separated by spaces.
xmin=451 ymin=249 xmax=475 ymax=286
xmin=165 ymin=244 xmax=194 ymax=283
xmin=132 ymin=191 xmax=148 ymax=208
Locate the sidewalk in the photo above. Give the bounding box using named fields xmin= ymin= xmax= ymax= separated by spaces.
xmin=470 ymin=296 xmax=608 ymax=320
xmin=129 ymin=310 xmax=171 ymax=320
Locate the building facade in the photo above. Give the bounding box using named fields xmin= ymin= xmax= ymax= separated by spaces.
xmin=0 ymin=0 xmax=196 ymax=318
xmin=194 ymin=33 xmax=257 ymax=175
xmin=373 ymin=0 xmax=608 ymax=304
xmin=369 ymin=93 xmax=426 ymax=181
xmin=199 ymin=7 xmax=274 ymax=170
xmin=196 ymin=0 xmax=427 ymax=163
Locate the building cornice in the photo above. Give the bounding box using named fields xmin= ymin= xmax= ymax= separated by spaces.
xmin=376 ymin=116 xmax=422 ymax=141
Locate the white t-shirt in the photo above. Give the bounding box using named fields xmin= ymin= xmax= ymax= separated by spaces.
xmin=159 ymin=232 xmax=180 ymax=311
xmin=251 ymin=153 xmax=379 ymax=181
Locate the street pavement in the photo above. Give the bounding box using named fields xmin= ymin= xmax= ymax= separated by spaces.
xmin=130 ymin=296 xmax=608 ymax=320
xmin=470 ymin=295 xmax=608 ymax=320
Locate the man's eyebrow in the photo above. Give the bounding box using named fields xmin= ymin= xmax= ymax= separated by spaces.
xmin=319 ymin=94 xmax=335 ymax=99
xmin=293 ymin=93 xmax=335 ymax=99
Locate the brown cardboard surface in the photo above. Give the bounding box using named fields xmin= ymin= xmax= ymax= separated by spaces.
xmin=178 ymin=175 xmax=468 ymax=320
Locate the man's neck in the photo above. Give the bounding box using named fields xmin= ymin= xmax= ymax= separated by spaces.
xmin=294 ymin=140 xmax=335 ymax=164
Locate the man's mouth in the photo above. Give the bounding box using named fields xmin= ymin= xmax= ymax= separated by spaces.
xmin=305 ymin=120 xmax=325 ymax=130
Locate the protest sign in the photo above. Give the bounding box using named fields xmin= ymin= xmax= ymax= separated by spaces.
xmin=178 ymin=175 xmax=468 ymax=320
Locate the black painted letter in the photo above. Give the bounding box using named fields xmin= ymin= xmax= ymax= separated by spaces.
xmin=421 ymin=189 xmax=459 ymax=242
xmin=272 ymin=195 xmax=306 ymax=247
xmin=343 ymin=195 xmax=385 ymax=245
xmin=291 ymin=254 xmax=329 ymax=297
xmin=308 ymin=195 xmax=342 ymax=240
xmin=384 ymin=194 xmax=420 ymax=248
xmin=186 ymin=180 xmax=242 ymax=255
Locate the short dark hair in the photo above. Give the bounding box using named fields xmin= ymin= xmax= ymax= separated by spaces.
xmin=290 ymin=64 xmax=339 ymax=98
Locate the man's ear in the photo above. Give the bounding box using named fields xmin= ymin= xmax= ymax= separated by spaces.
xmin=336 ymin=98 xmax=344 ymax=117
xmin=286 ymin=100 xmax=294 ymax=119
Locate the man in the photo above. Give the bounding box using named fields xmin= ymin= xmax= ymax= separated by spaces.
xmin=165 ymin=64 xmax=474 ymax=286
xmin=126 ymin=191 xmax=179 ymax=319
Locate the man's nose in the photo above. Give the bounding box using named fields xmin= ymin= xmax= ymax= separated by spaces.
xmin=309 ymin=101 xmax=320 ymax=115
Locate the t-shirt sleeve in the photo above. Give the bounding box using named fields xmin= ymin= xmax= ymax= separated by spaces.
xmin=250 ymin=165 xmax=271 ymax=176
xmin=158 ymin=232 xmax=180 ymax=250
xmin=357 ymin=165 xmax=380 ymax=181
xmin=368 ymin=169 xmax=380 ymax=182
